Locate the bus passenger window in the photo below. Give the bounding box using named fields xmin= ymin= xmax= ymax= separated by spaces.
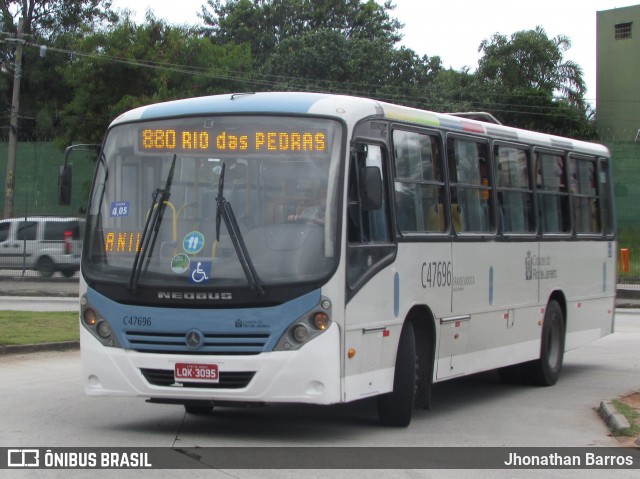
xmin=447 ymin=138 xmax=493 ymax=234
xmin=570 ymin=156 xmax=600 ymax=234
xmin=495 ymin=145 xmax=535 ymax=234
xmin=536 ymin=152 xmax=570 ymax=234
xmin=392 ymin=130 xmax=446 ymax=234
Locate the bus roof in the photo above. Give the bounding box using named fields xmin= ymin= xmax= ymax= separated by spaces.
xmin=111 ymin=92 xmax=610 ymax=157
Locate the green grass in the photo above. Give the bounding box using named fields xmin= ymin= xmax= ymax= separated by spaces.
xmin=612 ymin=399 xmax=640 ymax=437
xmin=0 ymin=311 xmax=79 ymax=346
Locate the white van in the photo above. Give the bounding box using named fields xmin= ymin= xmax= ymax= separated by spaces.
xmin=0 ymin=216 xmax=84 ymax=277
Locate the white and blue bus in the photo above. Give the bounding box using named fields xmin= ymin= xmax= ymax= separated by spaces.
xmin=60 ymin=92 xmax=616 ymax=426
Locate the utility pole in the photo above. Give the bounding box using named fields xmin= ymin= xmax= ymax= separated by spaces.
xmin=3 ymin=17 xmax=24 ymax=219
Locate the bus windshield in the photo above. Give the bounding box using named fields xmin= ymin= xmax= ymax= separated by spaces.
xmin=83 ymin=115 xmax=343 ymax=293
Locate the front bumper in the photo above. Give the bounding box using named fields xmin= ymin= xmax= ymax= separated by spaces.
xmin=81 ymin=322 xmax=342 ymax=405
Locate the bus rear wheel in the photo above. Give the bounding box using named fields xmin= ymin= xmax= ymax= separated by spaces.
xmin=377 ymin=321 xmax=416 ymax=427
xmin=522 ymin=300 xmax=565 ymax=386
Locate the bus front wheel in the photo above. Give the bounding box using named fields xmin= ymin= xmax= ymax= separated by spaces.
xmin=184 ymin=401 xmax=214 ymax=415
xmin=377 ymin=321 xmax=416 ymax=427
xmin=523 ymin=300 xmax=565 ymax=386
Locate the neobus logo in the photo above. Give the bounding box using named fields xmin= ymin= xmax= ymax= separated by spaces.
xmin=157 ymin=291 xmax=233 ymax=300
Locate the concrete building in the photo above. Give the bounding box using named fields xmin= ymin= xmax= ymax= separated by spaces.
xmin=596 ymin=4 xmax=640 ymax=141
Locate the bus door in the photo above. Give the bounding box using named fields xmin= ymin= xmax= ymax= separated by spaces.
xmin=343 ymin=142 xmax=397 ymax=401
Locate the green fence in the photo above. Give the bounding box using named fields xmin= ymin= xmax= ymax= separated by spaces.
xmin=609 ymin=142 xmax=640 ymax=284
xmin=0 ymin=142 xmax=95 ymax=218
xmin=0 ymin=142 xmax=94 ymax=277
xmin=1 ymin=140 xmax=640 ymax=281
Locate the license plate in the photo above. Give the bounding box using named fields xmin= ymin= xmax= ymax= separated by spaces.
xmin=174 ymin=363 xmax=219 ymax=383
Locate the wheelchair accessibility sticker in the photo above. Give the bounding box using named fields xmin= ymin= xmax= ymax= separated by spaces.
xmin=189 ymin=261 xmax=211 ymax=284
xmin=183 ymin=231 xmax=205 ymax=255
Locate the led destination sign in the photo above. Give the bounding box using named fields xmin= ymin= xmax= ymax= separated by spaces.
xmin=140 ymin=129 xmax=327 ymax=153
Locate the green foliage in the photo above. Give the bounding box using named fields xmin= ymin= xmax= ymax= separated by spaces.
xmin=258 ymin=28 xmax=441 ymax=99
xmin=0 ymin=1 xmax=119 ymax=142
xmin=201 ymin=0 xmax=403 ymax=64
xmin=477 ymin=26 xmax=586 ymax=104
xmin=473 ymin=26 xmax=594 ymax=137
xmin=57 ymin=13 xmax=252 ymax=144
xmin=0 ymin=1 xmax=597 ymax=145
xmin=0 ymin=0 xmax=117 ymax=39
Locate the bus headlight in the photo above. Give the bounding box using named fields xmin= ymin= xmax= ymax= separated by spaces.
xmin=80 ymin=294 xmax=120 ymax=348
xmin=96 ymin=321 xmax=112 ymax=339
xmin=274 ymin=297 xmax=333 ymax=351
xmin=312 ymin=312 xmax=330 ymax=330
xmin=292 ymin=324 xmax=310 ymax=342
xmin=83 ymin=308 xmax=98 ymax=326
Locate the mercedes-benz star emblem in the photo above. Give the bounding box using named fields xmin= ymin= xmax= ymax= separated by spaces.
xmin=185 ymin=329 xmax=204 ymax=349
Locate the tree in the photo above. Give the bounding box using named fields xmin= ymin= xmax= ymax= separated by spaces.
xmin=58 ymin=13 xmax=252 ymax=144
xmin=200 ymin=0 xmax=445 ymax=106
xmin=0 ymin=0 xmax=116 ymax=39
xmin=474 ymin=26 xmax=594 ymax=138
xmin=0 ymin=1 xmax=118 ymax=140
xmin=200 ymin=0 xmax=403 ymax=64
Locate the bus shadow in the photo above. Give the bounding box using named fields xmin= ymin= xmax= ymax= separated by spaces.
xmin=105 ymin=363 xmax=599 ymax=443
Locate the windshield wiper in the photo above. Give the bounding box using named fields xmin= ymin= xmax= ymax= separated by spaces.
xmin=216 ymin=163 xmax=265 ymax=296
xmin=128 ymin=154 xmax=177 ymax=293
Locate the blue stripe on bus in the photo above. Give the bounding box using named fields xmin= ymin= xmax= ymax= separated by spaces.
xmin=86 ymin=287 xmax=321 ymax=353
xmin=394 ymin=272 xmax=400 ymax=318
xmin=489 ymin=266 xmax=494 ymax=305
xmin=139 ymin=92 xmax=329 ymax=119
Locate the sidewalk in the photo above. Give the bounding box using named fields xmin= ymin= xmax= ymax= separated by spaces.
xmin=0 ymin=276 xmax=78 ymax=297
xmin=615 ymin=285 xmax=640 ymax=308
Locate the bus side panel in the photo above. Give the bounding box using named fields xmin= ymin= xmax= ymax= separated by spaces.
xmin=538 ymin=240 xmax=616 ymax=350
xmin=445 ymin=241 xmax=543 ymax=378
xmin=397 ymin=243 xmax=454 ymax=380
xmin=344 ymin=266 xmax=397 ymax=402
xmin=343 ymin=242 xmax=452 ymax=402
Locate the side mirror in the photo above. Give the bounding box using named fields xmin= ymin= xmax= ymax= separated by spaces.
xmin=58 ymin=143 xmax=101 ymax=206
xmin=361 ymin=166 xmax=382 ymax=210
xmin=58 ymin=163 xmax=72 ymax=206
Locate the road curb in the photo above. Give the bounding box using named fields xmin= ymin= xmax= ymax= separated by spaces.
xmin=599 ymin=400 xmax=633 ymax=436
xmin=0 ymin=341 xmax=79 ymax=356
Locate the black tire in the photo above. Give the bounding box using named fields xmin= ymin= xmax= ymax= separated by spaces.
xmin=37 ymin=257 xmax=55 ymax=278
xmin=60 ymin=268 xmax=76 ymax=278
xmin=184 ymin=401 xmax=214 ymax=415
xmin=377 ymin=321 xmax=416 ymax=427
xmin=522 ymin=300 xmax=565 ymax=386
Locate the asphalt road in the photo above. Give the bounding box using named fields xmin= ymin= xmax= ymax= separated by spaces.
xmin=0 ymin=312 xmax=639 ymax=478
